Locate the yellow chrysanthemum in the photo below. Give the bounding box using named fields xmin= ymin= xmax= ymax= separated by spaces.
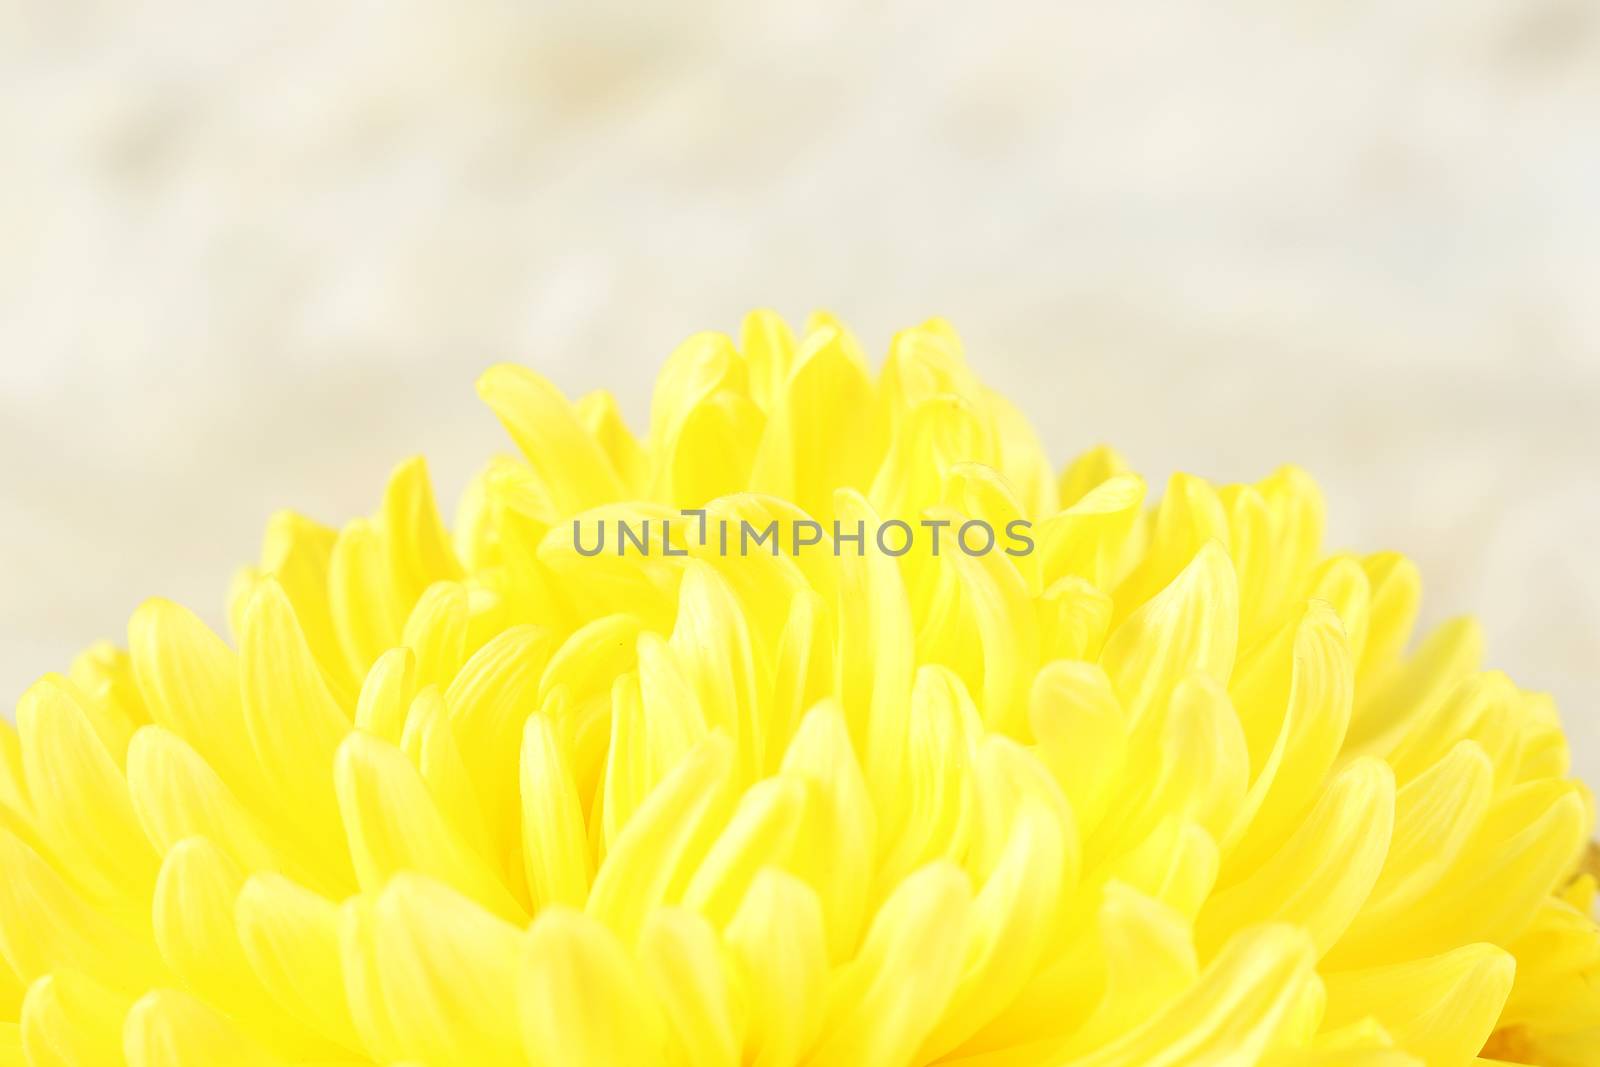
xmin=2 ymin=311 xmax=1597 ymax=1067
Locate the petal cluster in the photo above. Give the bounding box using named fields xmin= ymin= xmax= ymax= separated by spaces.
xmin=1 ymin=312 xmax=1596 ymax=1066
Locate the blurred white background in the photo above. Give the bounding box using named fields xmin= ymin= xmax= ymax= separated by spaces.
xmin=2 ymin=1 xmax=1597 ymax=782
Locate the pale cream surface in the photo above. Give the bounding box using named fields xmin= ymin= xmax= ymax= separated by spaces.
xmin=2 ymin=1 xmax=1598 ymax=782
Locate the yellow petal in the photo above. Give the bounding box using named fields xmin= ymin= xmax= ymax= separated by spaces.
xmin=1356 ymin=551 xmax=1422 ymax=684
xmin=399 ymin=581 xmax=469 ymax=692
xmin=333 ymin=732 xmax=524 ymax=922
xmin=1374 ymin=780 xmax=1589 ymax=961
xmin=1037 ymin=474 xmax=1146 ymax=593
xmin=373 ymin=874 xmax=523 ymax=1064
xmin=1232 ymin=466 xmax=1325 ymax=647
xmin=869 ymin=393 xmax=993 ymax=522
xmin=1100 ymin=540 xmax=1238 ymax=732
xmin=808 ymin=862 xmax=973 ymax=1067
xmin=643 ymin=331 xmax=742 ymax=460
xmin=1307 ymin=554 xmax=1372 ymax=669
xmin=152 ymin=838 xmax=253 ymax=1002
xmin=877 ymin=667 xmax=979 ymax=889
xmin=779 ymin=701 xmax=877 ymax=961
xmin=683 ymin=776 xmax=809 ymax=928
xmin=935 ymin=508 xmax=1040 ymax=735
xmin=255 ymin=510 xmax=356 ymax=705
xmin=351 ymin=647 xmax=417 ymax=745
xmin=649 ymin=332 xmax=763 ymax=506
xmin=122 ymin=988 xmax=283 ymax=1067
xmin=240 ymin=580 xmax=353 ymax=885
xmin=574 ymin=388 xmax=650 ymax=495
xmin=1112 ymin=473 xmax=1230 ymax=623
xmin=941 ymin=462 xmax=1037 ymax=585
xmin=740 ymin=308 xmax=798 ymax=415
xmin=640 ymin=908 xmax=743 ymax=1067
xmin=521 ymin=907 xmax=669 ymax=1067
xmin=536 ymin=501 xmax=684 ymax=630
xmin=17 ymin=675 xmax=158 ymax=910
xmin=1092 ymin=673 xmax=1248 ymax=863
xmin=1264 ymin=1019 xmax=1421 ymax=1067
xmin=129 ymin=599 xmax=262 ymax=805
xmin=1348 ymin=616 xmax=1482 ymax=757
xmin=442 ymin=625 xmax=553 ymax=870
xmin=965 ymin=736 xmax=1081 ymax=901
xmin=1223 ymin=484 xmax=1275 ymax=649
xmin=919 ymin=796 xmax=1067 ymax=1060
xmin=749 ymin=327 xmax=881 ymax=523
xmin=1095 ymin=815 xmax=1221 ymax=923
xmin=669 ymin=561 xmax=764 ymax=778
xmin=1356 ymin=741 xmax=1495 ymax=929
xmin=1163 ymin=673 xmax=1250 ymax=842
xmin=725 ymin=869 xmax=829 ymax=1067
xmin=1385 ymin=672 xmax=1524 ymax=786
xmin=1036 ymin=577 xmax=1114 ymax=664
xmin=328 ymin=518 xmax=405 ymax=679
xmin=1063 ymin=925 xmax=1318 ymax=1067
xmin=478 ymin=364 xmax=625 ymax=517
xmin=1059 ymin=444 xmax=1134 ymax=509
xmin=379 ymin=457 xmax=464 ymax=609
xmin=151 ymin=838 xmax=329 ymax=1058
xmin=1030 ymin=661 xmax=1128 ymax=840
xmin=982 ymin=386 xmax=1060 ymax=520
xmin=831 ymin=489 xmax=916 ymax=833
xmin=586 ymin=734 xmax=737 ymax=945
xmin=1199 ymin=757 xmax=1395 ymax=957
xmin=1062 ymin=883 xmax=1199 ymax=1056
xmin=0 ymin=829 xmax=163 ymax=991
xmin=519 ymin=714 xmax=591 ymax=911
xmin=768 ymin=589 xmax=833 ymax=776
xmin=537 ymin=613 xmax=644 ymax=709
xmin=124 ymin=726 xmax=291 ymax=888
xmin=337 ymin=895 xmax=402 ymax=1062
xmin=1324 ymin=944 xmax=1515 ymax=1066
xmin=878 ymin=320 xmax=980 ymax=432
xmin=1221 ymin=602 xmax=1355 ymax=882
xmin=605 ymin=652 xmax=706 ymax=850
xmin=235 ymin=872 xmax=361 ymax=1053
xmin=59 ymin=644 xmax=142 ymax=765
xmin=598 ymin=672 xmax=653 ymax=853
xmin=20 ymin=969 xmax=132 ymax=1067
xmin=400 ymin=686 xmax=493 ymax=867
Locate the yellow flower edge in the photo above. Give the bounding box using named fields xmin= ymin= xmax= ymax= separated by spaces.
xmin=2 ymin=311 xmax=1597 ymax=1067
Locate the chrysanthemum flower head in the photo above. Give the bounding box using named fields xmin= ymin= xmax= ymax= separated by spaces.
xmin=2 ymin=311 xmax=1597 ymax=1066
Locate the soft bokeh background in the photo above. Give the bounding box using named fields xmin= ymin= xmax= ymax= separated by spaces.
xmin=3 ymin=1 xmax=1598 ymax=782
